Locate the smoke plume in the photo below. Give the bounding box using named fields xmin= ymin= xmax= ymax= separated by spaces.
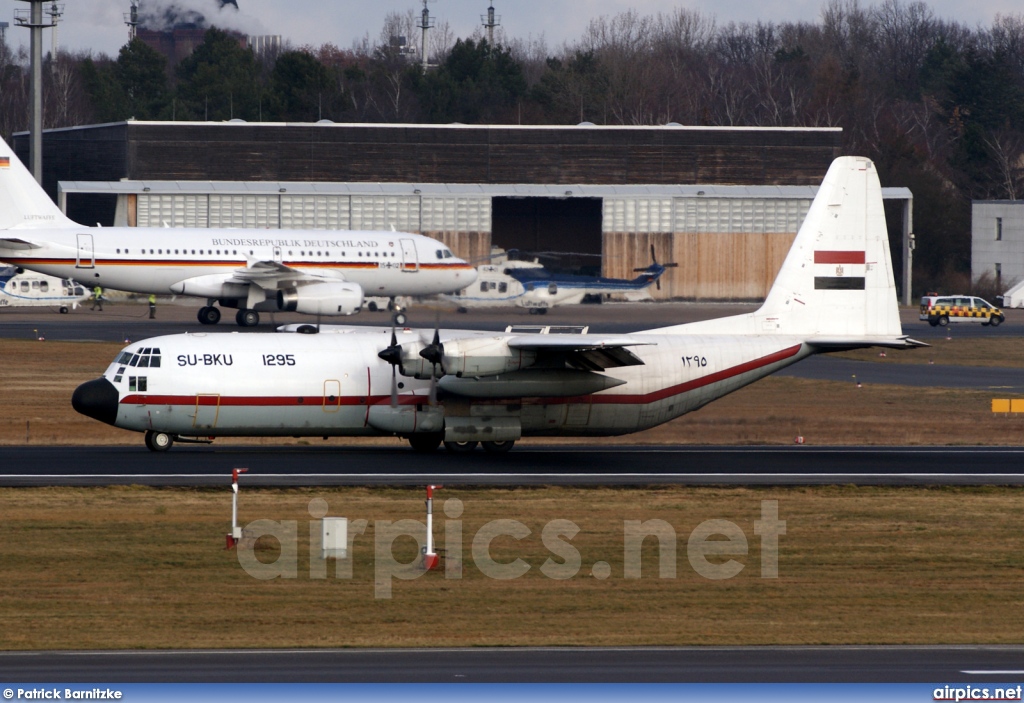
xmin=137 ymin=0 xmax=263 ymax=35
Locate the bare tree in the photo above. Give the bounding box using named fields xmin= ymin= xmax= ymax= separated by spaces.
xmin=45 ymin=51 xmax=92 ymax=128
xmin=984 ymin=128 xmax=1024 ymax=200
xmin=0 ymin=46 xmax=28 ymax=140
xmin=872 ymin=0 xmax=937 ymax=96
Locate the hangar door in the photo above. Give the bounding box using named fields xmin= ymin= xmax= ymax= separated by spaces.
xmin=491 ymin=197 xmax=602 ymax=273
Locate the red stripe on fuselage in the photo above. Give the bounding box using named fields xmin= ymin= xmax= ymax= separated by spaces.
xmin=119 ymin=345 xmax=803 ymax=409
xmin=814 ymin=251 xmax=865 ymax=264
xmin=3 ymin=257 xmax=474 ymax=271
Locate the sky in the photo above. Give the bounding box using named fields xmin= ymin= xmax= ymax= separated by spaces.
xmin=0 ymin=0 xmax=1020 ymax=60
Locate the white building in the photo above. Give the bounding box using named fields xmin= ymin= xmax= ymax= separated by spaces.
xmin=973 ymin=201 xmax=1024 ymax=306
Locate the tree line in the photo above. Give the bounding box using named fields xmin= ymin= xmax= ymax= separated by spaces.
xmin=1 ymin=0 xmax=1023 ymax=294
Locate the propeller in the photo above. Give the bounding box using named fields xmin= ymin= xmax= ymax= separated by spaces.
xmin=633 ymin=244 xmax=679 ymax=290
xmin=377 ymin=325 xmax=402 ymax=408
xmin=418 ymin=320 xmax=443 ymax=406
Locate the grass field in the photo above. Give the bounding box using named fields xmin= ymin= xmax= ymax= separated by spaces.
xmin=2 ymin=337 xmax=1024 ymax=650
xmin=2 ymin=485 xmax=1023 ymax=649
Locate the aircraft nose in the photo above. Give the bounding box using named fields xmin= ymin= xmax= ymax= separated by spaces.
xmin=72 ymin=377 xmax=119 ymax=426
xmin=462 ymin=263 xmax=479 ymax=284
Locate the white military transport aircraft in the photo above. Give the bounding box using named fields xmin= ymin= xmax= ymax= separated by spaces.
xmin=0 ymin=136 xmax=476 ymax=327
xmin=72 ymin=156 xmax=924 ymax=452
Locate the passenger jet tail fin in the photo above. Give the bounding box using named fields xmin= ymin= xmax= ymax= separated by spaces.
xmin=652 ymin=156 xmax=906 ymax=343
xmin=0 ymin=136 xmax=78 ymax=231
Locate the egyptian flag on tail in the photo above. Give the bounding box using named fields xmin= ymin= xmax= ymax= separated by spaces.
xmin=814 ymin=250 xmax=866 ymax=290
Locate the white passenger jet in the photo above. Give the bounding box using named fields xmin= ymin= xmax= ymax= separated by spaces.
xmin=0 ymin=136 xmax=476 ymax=327
xmin=72 ymin=156 xmax=924 ymax=452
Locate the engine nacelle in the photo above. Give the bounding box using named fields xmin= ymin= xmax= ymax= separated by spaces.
xmin=277 ymin=282 xmax=363 ymax=316
xmin=169 ymin=274 xmax=246 ymax=299
xmin=440 ymin=336 xmax=537 ymax=377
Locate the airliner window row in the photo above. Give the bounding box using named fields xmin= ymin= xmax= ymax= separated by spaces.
xmin=110 ymin=248 xmax=402 ymax=259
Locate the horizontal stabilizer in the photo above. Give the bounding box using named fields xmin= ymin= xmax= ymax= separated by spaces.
xmin=808 ymin=336 xmax=930 ymax=349
xmin=0 ymin=238 xmax=43 ymax=250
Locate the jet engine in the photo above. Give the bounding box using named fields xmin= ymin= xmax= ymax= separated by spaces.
xmin=277 ymin=282 xmax=363 ymax=316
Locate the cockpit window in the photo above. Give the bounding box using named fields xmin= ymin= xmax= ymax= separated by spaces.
xmin=120 ymin=348 xmax=162 ymax=369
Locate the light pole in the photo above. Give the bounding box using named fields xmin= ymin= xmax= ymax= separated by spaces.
xmin=13 ymin=1 xmax=58 ymax=184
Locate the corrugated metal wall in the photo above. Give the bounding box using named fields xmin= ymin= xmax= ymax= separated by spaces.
xmin=132 ymin=191 xmax=813 ymax=300
xmin=133 ymin=192 xmax=492 ymax=263
xmin=602 ymin=197 xmax=811 ymax=300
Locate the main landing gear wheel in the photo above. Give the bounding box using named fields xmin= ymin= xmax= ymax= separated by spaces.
xmin=197 ymin=306 xmax=222 ymax=325
xmin=145 ymin=430 xmax=174 ymax=452
xmin=481 ymin=440 xmax=515 ymax=453
xmin=444 ymin=440 xmax=479 ymax=453
xmin=392 ymin=312 xmax=408 ymax=326
xmin=408 ymin=433 xmax=443 ymax=452
xmin=236 ymin=309 xmax=260 ymax=327
xmin=59 ymin=306 xmax=69 ymax=314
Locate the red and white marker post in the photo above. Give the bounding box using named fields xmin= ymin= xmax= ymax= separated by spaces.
xmin=226 ymin=468 xmax=249 ymax=549
xmin=423 ymin=484 xmax=442 ymax=571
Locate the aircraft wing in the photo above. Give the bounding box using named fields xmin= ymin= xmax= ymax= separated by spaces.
xmin=228 ymin=260 xmax=346 ymax=288
xmin=506 ymin=334 xmax=652 ymax=370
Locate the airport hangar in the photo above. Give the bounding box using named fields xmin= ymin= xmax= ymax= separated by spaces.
xmin=16 ymin=121 xmax=914 ymax=303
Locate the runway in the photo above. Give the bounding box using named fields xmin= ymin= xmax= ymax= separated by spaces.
xmin=5 ymin=445 xmax=1024 ymax=486
xmin=4 ymin=300 xmax=1021 ymax=341
xmin=2 ymin=646 xmax=1023 ymax=682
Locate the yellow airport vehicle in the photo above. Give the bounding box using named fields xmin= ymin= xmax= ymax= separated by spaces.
xmin=919 ymin=294 xmax=1004 ymax=327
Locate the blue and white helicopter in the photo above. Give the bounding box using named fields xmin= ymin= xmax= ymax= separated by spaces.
xmin=0 ymin=265 xmax=90 ymax=313
xmin=446 ymin=246 xmax=677 ymax=314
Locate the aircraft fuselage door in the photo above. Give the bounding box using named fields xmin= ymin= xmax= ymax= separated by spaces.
xmin=76 ymin=233 xmax=95 ymax=269
xmin=400 ymin=238 xmax=419 ymax=272
xmin=193 ymin=394 xmax=221 ymax=429
xmin=323 ymin=379 xmax=341 ymax=413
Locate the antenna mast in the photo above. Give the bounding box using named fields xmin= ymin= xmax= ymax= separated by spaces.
xmin=481 ymin=3 xmax=500 ymax=47
xmin=44 ymin=2 xmax=63 ymax=56
xmin=124 ymin=0 xmax=139 ymax=41
xmin=418 ymin=0 xmax=435 ymax=72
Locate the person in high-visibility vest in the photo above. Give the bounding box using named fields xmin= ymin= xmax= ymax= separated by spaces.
xmin=148 ymin=293 xmax=157 ymax=319
xmin=90 ymin=286 xmax=103 ymax=311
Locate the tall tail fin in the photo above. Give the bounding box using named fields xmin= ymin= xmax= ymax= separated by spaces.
xmin=652 ymin=156 xmax=907 ymax=343
xmin=0 ymin=135 xmax=77 ymax=230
